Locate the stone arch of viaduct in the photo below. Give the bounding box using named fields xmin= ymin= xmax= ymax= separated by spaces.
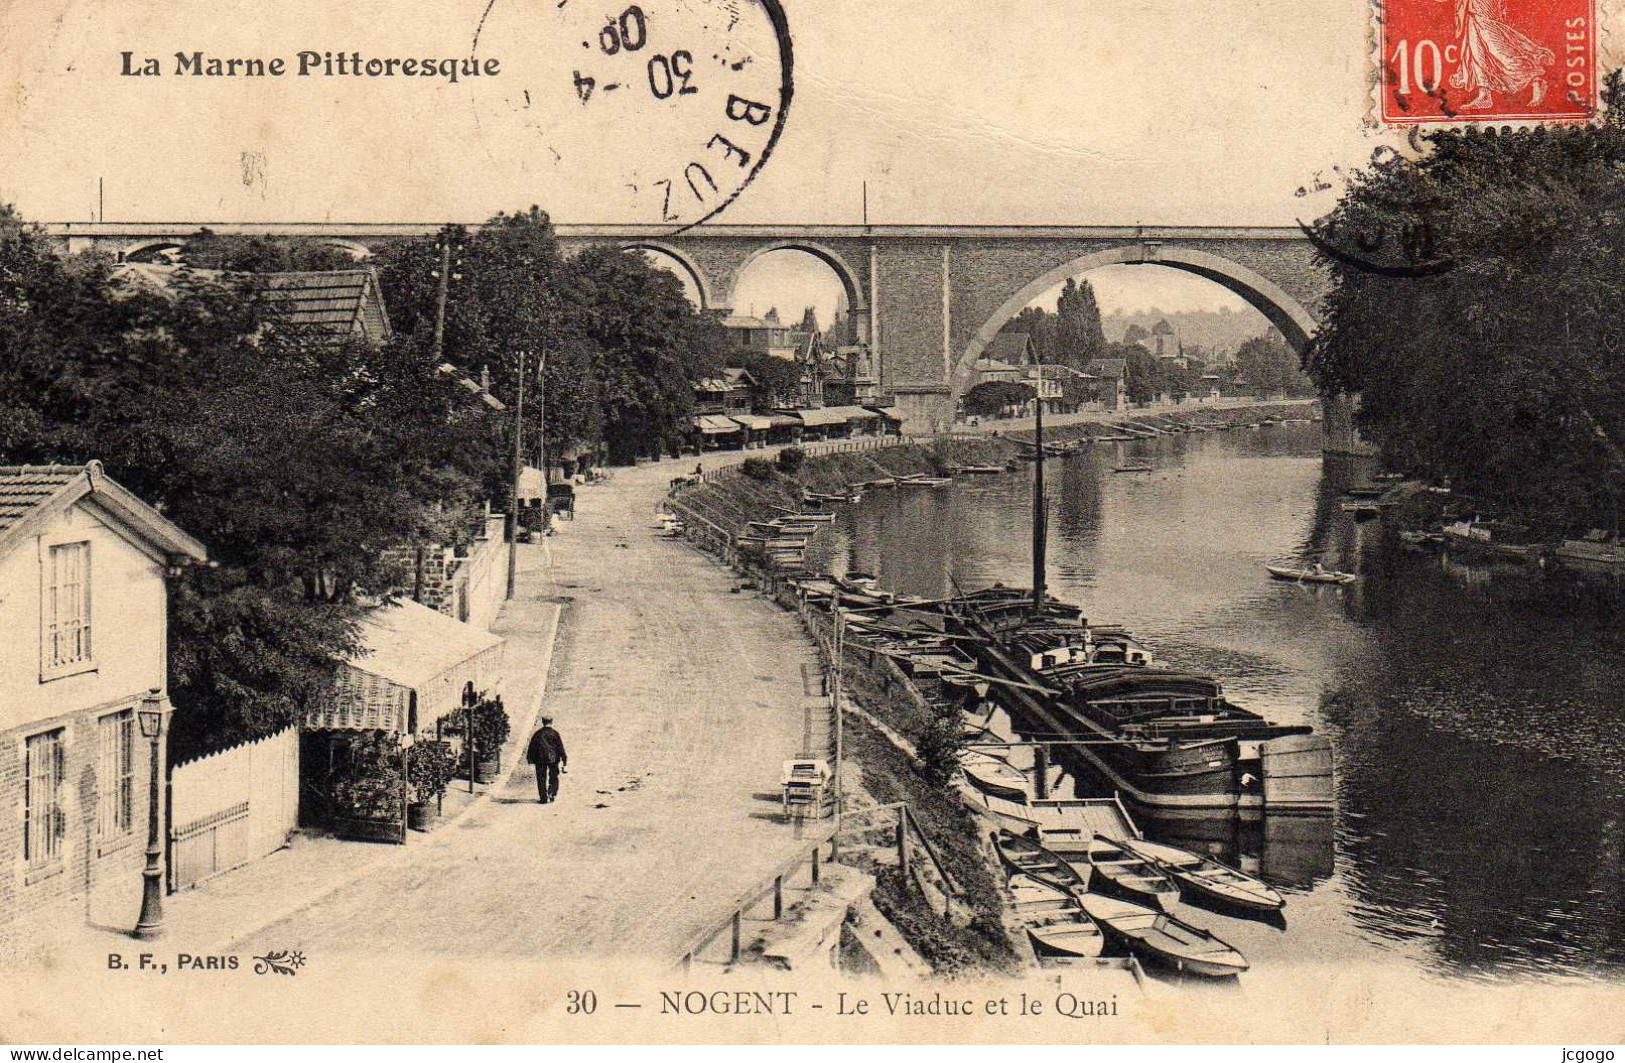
xmin=50 ymin=222 xmax=1332 ymax=436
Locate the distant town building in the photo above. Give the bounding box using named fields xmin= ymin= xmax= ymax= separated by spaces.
xmin=0 ymin=462 xmax=207 ymax=956
xmin=1085 ymin=357 xmax=1129 ymax=411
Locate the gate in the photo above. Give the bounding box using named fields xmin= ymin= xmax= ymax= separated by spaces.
xmin=169 ymin=726 xmax=300 ymax=892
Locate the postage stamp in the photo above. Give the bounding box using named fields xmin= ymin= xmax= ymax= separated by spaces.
xmin=1376 ymin=0 xmax=1598 ymax=122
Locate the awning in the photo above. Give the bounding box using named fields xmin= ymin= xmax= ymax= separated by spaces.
xmin=766 ymin=414 xmax=801 ymax=428
xmin=864 ymin=406 xmax=904 ymax=422
xmin=825 ymin=405 xmax=880 ymax=421
xmin=729 ymin=414 xmax=775 ymax=431
xmin=308 ymin=600 xmax=506 ymax=734
xmin=788 ymin=408 xmax=851 ymax=427
xmin=694 ymin=415 xmax=744 ymax=434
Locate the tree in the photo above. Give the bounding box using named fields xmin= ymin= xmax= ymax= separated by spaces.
xmin=798 ymin=306 xmax=820 ymax=334
xmin=1055 ymin=276 xmax=1107 ymax=368
xmin=963 ymin=380 xmax=1036 ymax=417
xmin=0 ymin=211 xmax=498 ymax=757
xmin=1305 ymin=71 xmax=1625 ymax=533
xmin=731 ymin=350 xmax=803 ymax=408
xmin=179 ymin=230 xmax=358 ymax=273
xmin=1234 ymin=334 xmax=1298 ymax=397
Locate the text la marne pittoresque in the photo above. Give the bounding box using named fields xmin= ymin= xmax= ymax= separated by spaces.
xmin=121 ymin=51 xmax=500 ymax=84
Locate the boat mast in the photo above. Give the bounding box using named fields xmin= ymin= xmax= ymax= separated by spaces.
xmin=1032 ymin=358 xmax=1047 ymax=615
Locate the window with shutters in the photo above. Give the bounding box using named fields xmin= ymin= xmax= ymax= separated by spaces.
xmin=42 ymin=540 xmax=94 ymax=679
xmin=24 ymin=729 xmax=67 ymax=870
xmin=98 ymin=710 xmax=135 ymax=839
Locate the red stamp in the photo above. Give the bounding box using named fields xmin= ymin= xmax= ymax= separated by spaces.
xmin=1379 ymin=0 xmax=1597 ymax=123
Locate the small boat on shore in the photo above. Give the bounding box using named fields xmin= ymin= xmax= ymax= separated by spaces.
xmin=1077 ymin=894 xmax=1249 ymax=978
xmin=1265 ymin=564 xmax=1356 ymax=585
xmin=993 ymin=829 xmax=1089 ymax=894
xmin=957 ymin=465 xmax=1005 ymax=475
xmin=1086 ymin=834 xmax=1181 ymax=911
xmin=1117 ymin=837 xmax=1285 ymax=914
xmin=1554 ymin=535 xmax=1625 ymax=569
xmin=1007 ymin=875 xmax=1105 ymax=960
xmin=1113 ymin=464 xmax=1153 ymax=474
xmin=960 ymin=749 xmax=1033 ymax=803
xmin=899 ymin=475 xmax=953 ymax=487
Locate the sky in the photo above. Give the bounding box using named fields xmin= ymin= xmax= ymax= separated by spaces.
xmin=1 ymin=0 xmax=1421 ymax=227
xmin=7 ymin=0 xmax=1613 ymax=322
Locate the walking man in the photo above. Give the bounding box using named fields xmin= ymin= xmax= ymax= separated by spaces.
xmin=526 ymin=715 xmax=567 ymax=804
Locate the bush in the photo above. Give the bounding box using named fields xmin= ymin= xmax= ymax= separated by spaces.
xmin=466 ymin=695 xmax=510 ymax=756
xmin=775 ymin=446 xmax=807 ymax=474
xmin=915 ymin=713 xmax=967 ymax=791
xmin=405 ymin=740 xmax=457 ymax=804
xmin=741 ymin=457 xmax=776 ymax=481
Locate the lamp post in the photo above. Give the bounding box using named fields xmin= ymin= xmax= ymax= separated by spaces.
xmin=133 ymin=689 xmax=169 ymax=940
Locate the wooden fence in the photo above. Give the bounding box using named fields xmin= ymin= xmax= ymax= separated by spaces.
xmin=169 ymin=726 xmax=300 ymax=892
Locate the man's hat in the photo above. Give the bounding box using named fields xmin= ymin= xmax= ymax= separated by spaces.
xmin=541 ymin=715 xmax=554 ymax=724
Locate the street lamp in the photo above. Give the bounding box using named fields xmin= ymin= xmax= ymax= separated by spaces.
xmin=133 ymin=689 xmax=169 ymax=940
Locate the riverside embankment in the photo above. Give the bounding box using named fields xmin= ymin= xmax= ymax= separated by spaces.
xmin=668 ymin=436 xmax=1028 ymax=974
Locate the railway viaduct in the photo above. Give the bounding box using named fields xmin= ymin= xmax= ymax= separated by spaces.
xmin=44 ymin=221 xmax=1361 ymax=451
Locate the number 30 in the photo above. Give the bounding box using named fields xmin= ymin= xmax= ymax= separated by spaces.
xmin=566 ymin=989 xmax=597 ymax=1015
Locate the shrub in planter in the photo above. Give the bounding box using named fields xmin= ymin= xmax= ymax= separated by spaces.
xmin=405 ymin=740 xmax=456 ymax=829
xmin=741 ymin=457 xmax=775 ymax=481
xmin=327 ymin=733 xmax=406 ymax=835
xmin=775 ymin=446 xmax=807 ymax=475
xmin=468 ymin=696 xmax=510 ymax=782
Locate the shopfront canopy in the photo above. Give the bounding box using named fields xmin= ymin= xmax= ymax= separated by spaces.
xmin=695 ymin=415 xmax=744 ymax=435
xmin=307 ymin=600 xmax=506 ymax=734
xmin=729 ymin=414 xmax=775 ymax=431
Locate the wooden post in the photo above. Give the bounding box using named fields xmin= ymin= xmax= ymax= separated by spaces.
xmin=811 ymin=845 xmax=822 ymax=885
xmin=1034 ymin=743 xmax=1051 ymax=799
xmin=773 ymin=875 xmax=784 ymax=919
xmin=730 ymin=910 xmax=742 ymax=962
xmin=896 ymin=807 xmax=910 ymax=880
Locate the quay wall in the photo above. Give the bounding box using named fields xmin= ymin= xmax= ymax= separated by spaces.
xmin=1000 ymin=399 xmax=1322 ymax=446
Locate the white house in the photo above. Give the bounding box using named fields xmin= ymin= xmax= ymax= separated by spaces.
xmin=0 ymin=462 xmax=206 ymax=956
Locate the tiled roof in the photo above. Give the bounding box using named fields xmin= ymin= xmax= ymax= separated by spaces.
xmin=0 ymin=465 xmax=84 ymax=537
xmin=256 ymin=271 xmax=391 ymax=341
xmin=986 ymin=332 xmax=1033 ymax=365
xmin=0 ymin=461 xmax=208 ymax=563
xmin=111 ymin=264 xmax=391 ymax=345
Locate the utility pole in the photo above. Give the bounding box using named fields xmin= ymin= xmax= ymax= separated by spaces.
xmin=506 ymin=352 xmax=526 ymax=601
xmin=1032 ymin=356 xmax=1048 ymax=615
xmin=536 ymin=348 xmax=549 ymax=535
xmin=831 ymin=608 xmax=845 ymax=858
xmin=432 ymin=238 xmax=453 ymax=360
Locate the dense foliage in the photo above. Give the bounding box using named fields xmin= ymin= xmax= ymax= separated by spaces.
xmin=0 ymin=209 xmax=498 ymax=758
xmin=962 ymin=380 xmax=1036 ymax=417
xmin=1306 ymin=72 xmax=1625 ymax=533
xmin=376 ymin=209 xmax=724 ymax=467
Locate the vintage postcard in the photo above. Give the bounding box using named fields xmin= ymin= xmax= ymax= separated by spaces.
xmin=3 ymin=0 xmax=1625 ymax=1046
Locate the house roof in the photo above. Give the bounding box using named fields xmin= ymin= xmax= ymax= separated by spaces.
xmin=1151 ymin=319 xmax=1176 ymax=335
xmin=0 ymin=462 xmax=208 ymax=564
xmin=1086 ymin=358 xmax=1127 ymax=379
xmin=985 ymin=332 xmax=1034 ymax=365
xmin=112 ymin=264 xmax=392 ymax=345
xmin=721 ymin=314 xmax=773 ymax=330
xmin=257 ymin=271 xmax=392 ymax=342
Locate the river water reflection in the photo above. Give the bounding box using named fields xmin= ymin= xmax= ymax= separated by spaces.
xmin=813 ymin=422 xmax=1625 ymax=982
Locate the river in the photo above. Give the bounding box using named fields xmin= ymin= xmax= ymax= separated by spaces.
xmin=812 ymin=421 xmax=1625 ymax=983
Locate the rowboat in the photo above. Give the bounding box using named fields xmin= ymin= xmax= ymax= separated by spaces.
xmin=1265 ymin=564 xmax=1356 ymax=585
xmin=1086 ymin=834 xmax=1180 ymax=911
xmin=1007 ymin=875 xmax=1105 ymax=960
xmin=957 ymin=465 xmax=1005 ymax=475
xmin=899 ymin=475 xmax=953 ymax=487
xmin=1399 ymin=530 xmax=1443 ymax=547
xmin=1077 ymin=893 xmax=1249 ymax=978
xmin=960 ymin=749 xmax=1032 ymax=802
xmin=992 ymin=829 xmax=1089 ymax=894
xmin=1117 ymin=837 xmax=1285 ymax=914
xmin=1113 ymin=465 xmax=1153 ymax=474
